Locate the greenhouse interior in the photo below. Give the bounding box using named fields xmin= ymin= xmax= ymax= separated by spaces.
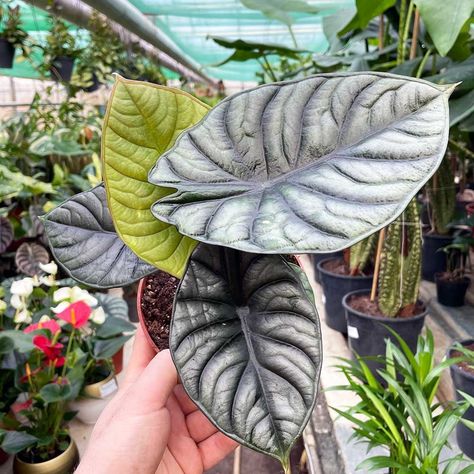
xmin=0 ymin=0 xmax=474 ymax=473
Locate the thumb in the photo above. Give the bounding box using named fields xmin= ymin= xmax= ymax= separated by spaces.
xmin=123 ymin=349 xmax=178 ymax=412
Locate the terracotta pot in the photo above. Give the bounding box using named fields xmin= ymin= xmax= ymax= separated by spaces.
xmin=111 ymin=346 xmax=124 ymax=375
xmin=13 ymin=437 xmax=79 ymax=474
xmin=137 ymin=276 xmax=160 ymax=352
xmin=68 ymin=372 xmax=118 ymax=425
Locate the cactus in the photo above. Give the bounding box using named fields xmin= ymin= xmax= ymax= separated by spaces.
xmin=378 ymin=199 xmax=422 ymax=317
xmin=349 ymin=233 xmax=377 ymax=275
xmin=426 ymin=156 xmax=456 ymax=235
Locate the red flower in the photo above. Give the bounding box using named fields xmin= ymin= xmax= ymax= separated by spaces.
xmin=24 ymin=319 xmax=61 ymax=335
xmin=33 ymin=335 xmax=63 ymax=361
xmin=53 ymin=357 xmax=65 ymax=368
xmin=56 ymin=301 xmax=91 ymax=329
xmin=11 ymin=398 xmax=32 ymax=414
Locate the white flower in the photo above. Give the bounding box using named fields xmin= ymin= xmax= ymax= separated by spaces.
xmin=10 ymin=294 xmax=25 ymax=310
xmin=39 ymin=261 xmax=58 ymax=275
xmin=14 ymin=309 xmax=31 ymax=324
xmin=51 ymin=301 xmax=70 ymax=314
xmin=39 ymin=315 xmax=51 ymax=323
xmin=53 ymin=287 xmax=72 ymax=303
xmin=39 ymin=275 xmax=56 ymax=287
xmin=90 ymin=307 xmax=106 ymax=325
xmin=53 ymin=286 xmax=97 ymax=307
xmin=10 ymin=278 xmax=34 ymax=297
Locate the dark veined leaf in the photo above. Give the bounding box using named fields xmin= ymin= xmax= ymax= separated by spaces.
xmin=0 ymin=216 xmax=13 ymax=253
xmin=170 ymin=244 xmax=321 ymax=468
xmin=42 ymin=185 xmax=156 ymax=288
xmin=95 ymin=293 xmax=129 ymax=320
xmin=15 ymin=242 xmax=49 ymax=276
xmin=150 ymin=72 xmax=453 ymax=254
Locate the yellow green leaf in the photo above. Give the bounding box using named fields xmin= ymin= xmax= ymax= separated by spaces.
xmin=102 ymin=76 xmax=210 ymax=278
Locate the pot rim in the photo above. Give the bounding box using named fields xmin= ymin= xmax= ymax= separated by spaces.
xmin=83 ymin=370 xmax=116 ymax=398
xmin=434 ymin=272 xmax=471 ymax=284
xmin=137 ymin=276 xmax=160 ymax=352
xmin=316 ymin=257 xmax=373 ymax=280
xmin=14 ymin=435 xmax=77 ymax=468
xmin=342 ymin=289 xmax=428 ymax=322
xmin=422 ymin=232 xmax=455 ymax=240
xmin=448 ymin=339 xmax=474 ymax=381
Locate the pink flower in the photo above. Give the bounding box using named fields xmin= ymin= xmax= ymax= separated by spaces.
xmin=56 ymin=301 xmax=91 ymax=329
xmin=11 ymin=398 xmax=32 ymax=414
xmin=24 ymin=319 xmax=61 ymax=335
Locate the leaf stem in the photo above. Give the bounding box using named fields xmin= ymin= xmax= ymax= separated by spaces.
xmin=401 ymin=1 xmax=414 ymax=63
xmin=409 ymin=8 xmax=420 ymax=60
xmin=415 ymin=48 xmax=432 ymax=78
xmin=449 ymin=138 xmax=474 ymax=160
xmin=371 ymin=228 xmax=386 ymax=302
xmin=288 ymin=25 xmax=298 ymax=49
xmin=397 ymin=0 xmax=408 ymax=65
xmin=378 ymin=14 xmax=384 ymax=51
xmin=262 ymin=54 xmax=277 ymax=82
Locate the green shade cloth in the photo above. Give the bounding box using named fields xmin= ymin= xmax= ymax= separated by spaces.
xmin=1 ymin=0 xmax=354 ymax=81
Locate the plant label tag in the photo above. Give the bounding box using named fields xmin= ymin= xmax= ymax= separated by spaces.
xmin=347 ymin=325 xmax=359 ymax=339
xmin=100 ymin=378 xmax=118 ymax=398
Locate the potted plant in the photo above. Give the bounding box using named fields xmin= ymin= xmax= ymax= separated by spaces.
xmin=43 ymin=18 xmax=81 ymax=82
xmin=0 ymin=5 xmax=29 ymax=68
xmin=311 ymin=250 xmax=342 ymax=283
xmin=435 ymin=234 xmax=472 ymax=307
xmin=43 ymin=73 xmax=453 ymax=471
xmin=0 ymin=319 xmax=82 ymax=473
xmin=448 ymin=340 xmax=474 ymax=460
xmin=422 ymin=157 xmax=457 ymax=281
xmin=317 ymin=235 xmax=375 ymax=333
xmin=332 ymin=330 xmax=473 ymax=472
xmin=343 ymin=200 xmax=427 ymax=373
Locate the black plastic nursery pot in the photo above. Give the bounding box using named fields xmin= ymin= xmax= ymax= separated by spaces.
xmin=0 ymin=38 xmax=15 ymax=68
xmin=435 ymin=273 xmax=470 ymax=307
xmin=50 ymin=56 xmax=75 ymax=82
xmin=421 ymin=233 xmax=454 ymax=282
xmin=84 ymin=73 xmax=100 ymax=93
xmin=312 ymin=251 xmax=343 ymax=283
xmin=449 ymin=340 xmax=474 ymax=460
xmin=317 ymin=258 xmax=373 ymax=334
xmin=343 ymin=289 xmax=427 ymax=374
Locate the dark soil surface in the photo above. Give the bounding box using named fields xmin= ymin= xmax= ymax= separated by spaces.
xmin=321 ymin=257 xmax=373 ymax=277
xmin=141 ymin=271 xmax=179 ymax=351
xmin=347 ymin=293 xmax=425 ymax=318
xmin=452 ymin=343 xmax=474 ymax=376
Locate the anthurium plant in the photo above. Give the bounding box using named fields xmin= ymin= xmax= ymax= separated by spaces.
xmin=43 ymin=73 xmax=453 ymax=470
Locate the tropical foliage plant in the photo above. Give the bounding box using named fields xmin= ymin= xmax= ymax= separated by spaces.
xmin=332 ymin=330 xmax=474 ymax=473
xmin=43 ymin=72 xmax=453 ymax=469
xmin=0 ymin=4 xmax=29 ymax=56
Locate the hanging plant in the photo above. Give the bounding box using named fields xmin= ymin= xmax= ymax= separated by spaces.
xmin=0 ymin=5 xmax=29 ymax=68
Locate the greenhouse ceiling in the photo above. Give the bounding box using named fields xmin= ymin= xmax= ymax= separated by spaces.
xmin=1 ymin=0 xmax=355 ymax=82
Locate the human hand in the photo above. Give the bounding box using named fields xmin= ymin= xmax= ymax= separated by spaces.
xmin=76 ymin=327 xmax=237 ymax=474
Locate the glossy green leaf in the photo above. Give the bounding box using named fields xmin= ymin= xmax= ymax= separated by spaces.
xmin=39 ymin=382 xmax=72 ymax=403
xmin=170 ymin=244 xmax=321 ymax=467
xmin=449 ymin=89 xmax=474 ymax=127
xmin=340 ymin=0 xmax=396 ymax=36
xmin=414 ymin=0 xmax=474 ymax=56
xmin=93 ymin=335 xmax=131 ymax=359
xmin=0 ymin=336 xmax=14 ymax=354
xmin=150 ymin=73 xmax=452 ymax=254
xmin=426 ymin=55 xmax=474 ymax=91
xmin=96 ymin=316 xmax=136 ymax=338
xmin=43 ymin=185 xmax=156 ymax=288
xmin=0 ymin=431 xmax=38 ymax=454
xmin=103 ymin=76 xmax=209 ymax=279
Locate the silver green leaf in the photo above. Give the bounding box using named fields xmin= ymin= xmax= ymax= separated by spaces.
xmin=170 ymin=244 xmax=322 ymax=467
xmin=150 ymin=72 xmax=453 ymax=254
xmin=43 ymin=185 xmax=156 ymax=288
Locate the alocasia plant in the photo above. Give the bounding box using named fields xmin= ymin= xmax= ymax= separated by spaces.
xmin=43 ymin=73 xmax=453 ymax=471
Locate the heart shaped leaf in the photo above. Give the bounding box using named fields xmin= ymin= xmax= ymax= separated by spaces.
xmin=43 ymin=185 xmax=156 ymax=288
xmin=0 ymin=216 xmax=13 ymax=254
xmin=171 ymin=244 xmax=322 ymax=468
xmin=150 ymin=72 xmax=453 ymax=254
xmin=15 ymin=242 xmax=49 ymax=276
xmin=103 ymin=76 xmax=209 ymax=279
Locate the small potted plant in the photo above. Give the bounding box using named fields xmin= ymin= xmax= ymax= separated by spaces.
xmin=317 ymin=235 xmax=375 ymax=333
xmin=0 ymin=5 xmax=28 ymax=69
xmin=43 ymin=73 xmax=453 ymax=470
xmin=0 ymin=318 xmax=82 ymax=473
xmin=332 ymin=330 xmax=473 ymax=472
xmin=43 ymin=18 xmax=81 ymax=82
xmin=435 ymin=235 xmax=472 ymax=307
xmin=448 ymin=340 xmax=474 ymax=460
xmin=343 ymin=200 xmax=428 ymax=374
